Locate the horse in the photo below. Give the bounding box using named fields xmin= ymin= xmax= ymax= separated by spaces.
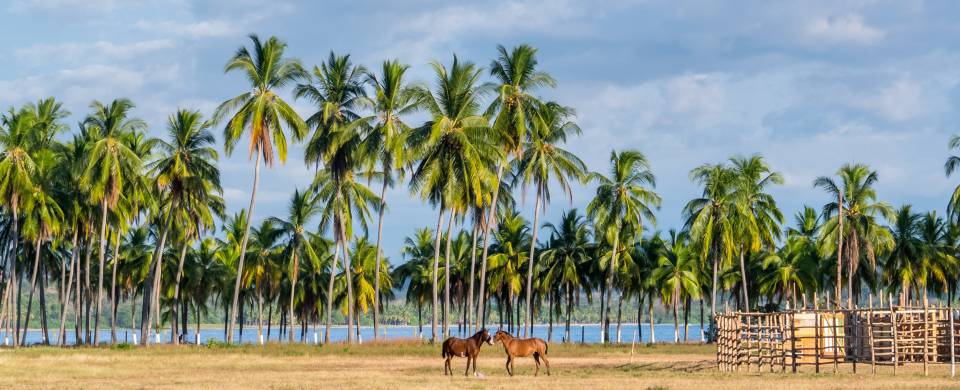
xmin=442 ymin=329 xmax=493 ymax=376
xmin=493 ymin=330 xmax=550 ymax=376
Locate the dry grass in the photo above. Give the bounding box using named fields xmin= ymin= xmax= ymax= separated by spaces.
xmin=0 ymin=341 xmax=958 ymax=389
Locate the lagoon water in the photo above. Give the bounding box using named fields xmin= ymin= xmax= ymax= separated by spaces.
xmin=13 ymin=323 xmax=703 ymax=346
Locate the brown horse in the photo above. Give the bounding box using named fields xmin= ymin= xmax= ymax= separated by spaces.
xmin=493 ymin=330 xmax=550 ymax=376
xmin=442 ymin=329 xmax=493 ymax=376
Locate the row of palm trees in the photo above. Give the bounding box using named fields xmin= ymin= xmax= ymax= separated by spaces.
xmin=2 ymin=34 xmax=960 ymax=348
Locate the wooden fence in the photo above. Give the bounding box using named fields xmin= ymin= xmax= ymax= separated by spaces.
xmin=716 ymin=302 xmax=960 ymax=376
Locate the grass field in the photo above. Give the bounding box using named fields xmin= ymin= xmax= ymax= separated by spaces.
xmin=1 ymin=341 xmax=959 ymax=389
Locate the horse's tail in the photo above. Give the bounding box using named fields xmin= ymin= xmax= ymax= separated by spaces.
xmin=544 ymin=341 xmax=549 ymax=355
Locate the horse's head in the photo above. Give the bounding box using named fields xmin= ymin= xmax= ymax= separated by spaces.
xmin=493 ymin=330 xmax=511 ymax=344
xmin=479 ymin=328 xmax=493 ymax=345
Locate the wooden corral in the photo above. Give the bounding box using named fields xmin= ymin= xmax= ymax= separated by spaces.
xmin=716 ymin=303 xmax=960 ymax=376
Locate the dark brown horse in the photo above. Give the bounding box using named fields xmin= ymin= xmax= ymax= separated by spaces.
xmin=442 ymin=329 xmax=493 ymax=376
xmin=493 ymin=330 xmax=550 ymax=376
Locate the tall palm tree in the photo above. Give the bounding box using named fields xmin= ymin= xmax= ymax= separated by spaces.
xmin=269 ymin=189 xmax=320 ymax=343
xmin=654 ymin=230 xmax=700 ymax=343
xmin=81 ymin=98 xmax=145 ymax=346
xmin=513 ymin=101 xmax=586 ymax=336
xmin=814 ymin=164 xmax=895 ymax=309
xmin=683 ymin=163 xmax=738 ymax=315
xmin=213 ymin=34 xmax=308 ymax=343
xmin=944 ymin=134 xmax=960 ymax=223
xmin=540 ymin=209 xmax=592 ymax=342
xmin=409 ymin=55 xmax=495 ymax=342
xmin=587 ymin=150 xmax=660 ymax=343
xmin=363 ymin=60 xmax=421 ymax=338
xmin=730 ymin=155 xmax=783 ymax=310
xmin=478 ymin=44 xmax=553 ymax=330
xmin=20 ymin=148 xmax=63 ymax=345
xmin=313 ymin=170 xmax=379 ymax=343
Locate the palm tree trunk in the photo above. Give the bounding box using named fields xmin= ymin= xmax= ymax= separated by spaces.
xmin=171 ymin=241 xmax=189 ymax=345
xmin=93 ymin=198 xmax=109 ymax=346
xmin=257 ymin=288 xmax=263 ymax=345
xmin=711 ymin=242 xmax=718 ymax=316
xmin=525 ymin=188 xmax=542 ymax=338
xmin=637 ymin=295 xmax=644 ymax=343
xmin=602 ymin=233 xmax=620 ymax=343
xmin=431 ymin=208 xmax=445 ymax=343
xmin=476 ymin=163 xmax=504 ymax=330
xmin=228 ymin=151 xmax=262 ymax=344
xmin=836 ymin=191 xmax=844 ymax=309
xmin=565 ymin=286 xmax=573 ymax=343
xmin=372 ymin=179 xmax=388 ymax=340
xmin=547 ymin=292 xmax=554 ymax=342
xmin=443 ymin=210 xmax=454 ymax=339
xmin=58 ymin=230 xmax=79 ymax=346
xmin=142 ymin=211 xmax=173 ymax=345
xmin=673 ymin=286 xmax=680 ymax=343
xmin=287 ymin=248 xmax=300 ymax=344
xmin=22 ymin=238 xmax=43 ymax=345
xmin=39 ymin=264 xmax=49 ymax=344
xmin=324 ymin=238 xmax=342 ymax=344
xmin=109 ymin=232 xmax=120 ymax=344
xmin=683 ymin=296 xmax=691 ymax=342
xmin=466 ymin=222 xmax=479 ymax=334
xmin=8 ymin=199 xmax=20 ymax=347
xmin=738 ymin=248 xmax=749 ymax=311
xmin=648 ymin=297 xmax=656 ymax=343
xmin=616 ymin=289 xmax=624 ymax=343
xmin=338 ymin=218 xmax=355 ymax=344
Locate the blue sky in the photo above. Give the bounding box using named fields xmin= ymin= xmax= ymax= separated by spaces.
xmin=2 ymin=0 xmax=959 ymax=263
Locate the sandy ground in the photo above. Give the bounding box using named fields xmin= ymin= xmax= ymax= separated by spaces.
xmin=0 ymin=343 xmax=958 ymax=389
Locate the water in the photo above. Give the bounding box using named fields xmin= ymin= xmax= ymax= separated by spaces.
xmin=10 ymin=323 xmax=703 ymax=346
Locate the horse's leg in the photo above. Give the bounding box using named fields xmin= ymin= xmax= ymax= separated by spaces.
xmin=510 ymin=357 xmax=516 ymax=377
xmin=464 ymin=356 xmax=471 ymax=377
xmin=445 ymin=357 xmax=450 ymax=375
xmin=505 ymin=356 xmax=512 ymax=376
xmin=533 ymin=354 xmax=540 ymax=377
xmin=541 ymin=352 xmax=551 ymax=376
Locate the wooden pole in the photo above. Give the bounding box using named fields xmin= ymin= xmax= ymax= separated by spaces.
xmin=950 ymin=302 xmax=956 ymax=378
xmin=791 ymin=312 xmax=797 ymax=374
xmin=852 ymin=310 xmax=857 ymax=374
xmin=832 ymin=311 xmax=839 ymax=374
xmin=868 ymin=307 xmax=876 ymax=374
xmin=780 ymin=313 xmax=787 ymax=373
xmin=815 ymin=311 xmax=821 ymax=374
xmin=923 ymin=300 xmax=929 ymax=376
xmin=890 ymin=294 xmax=898 ymax=376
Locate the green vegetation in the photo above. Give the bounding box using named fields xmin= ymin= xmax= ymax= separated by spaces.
xmin=2 ymin=34 xmax=959 ymax=353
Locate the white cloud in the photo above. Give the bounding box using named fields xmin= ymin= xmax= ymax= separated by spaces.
xmin=15 ymin=39 xmax=176 ymax=62
xmin=804 ymin=14 xmax=885 ymax=45
xmin=134 ymin=19 xmax=239 ymax=38
xmin=853 ymin=79 xmax=926 ymax=121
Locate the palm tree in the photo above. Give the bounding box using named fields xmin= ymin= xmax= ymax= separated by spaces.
xmin=80 ymin=98 xmax=145 ymax=346
xmin=396 ymin=228 xmax=436 ymax=337
xmin=269 ymin=189 xmax=320 ymax=343
xmin=654 ymin=230 xmax=700 ymax=343
xmin=944 ymin=135 xmax=960 ymax=223
xmin=730 ymin=155 xmax=783 ymax=310
xmin=540 ymin=209 xmax=592 ymax=342
xmin=295 ymin=52 xmax=367 ymax=171
xmin=409 ymin=55 xmax=495 ymax=342
xmin=363 ymin=60 xmax=421 ymax=338
xmin=313 ymin=170 xmax=379 ymax=343
xmin=587 ymin=150 xmax=660 ymax=343
xmin=213 ymin=34 xmax=308 ymax=343
xmin=513 ymin=101 xmax=586 ymax=336
xmin=814 ymin=164 xmax=895 ymax=309
xmin=683 ymin=163 xmax=738 ymax=315
xmin=487 ymin=209 xmax=531 ymax=333
xmin=478 ymin=44 xmax=553 ymax=330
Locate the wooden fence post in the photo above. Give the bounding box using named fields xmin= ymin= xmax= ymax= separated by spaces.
xmin=950 ymin=304 xmax=956 ymax=378
xmin=832 ymin=311 xmax=839 ymax=374
xmin=923 ymin=300 xmax=929 ymax=376
xmin=791 ymin=312 xmax=797 ymax=374
xmin=890 ymin=294 xmax=898 ymax=376
xmin=868 ymin=308 xmax=875 ymax=374
xmin=815 ymin=311 xmax=821 ymax=374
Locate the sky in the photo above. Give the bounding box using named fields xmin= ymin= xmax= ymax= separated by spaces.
xmin=1 ymin=0 xmax=959 ymax=264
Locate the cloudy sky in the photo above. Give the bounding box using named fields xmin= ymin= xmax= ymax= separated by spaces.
xmin=2 ymin=0 xmax=959 ymax=263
